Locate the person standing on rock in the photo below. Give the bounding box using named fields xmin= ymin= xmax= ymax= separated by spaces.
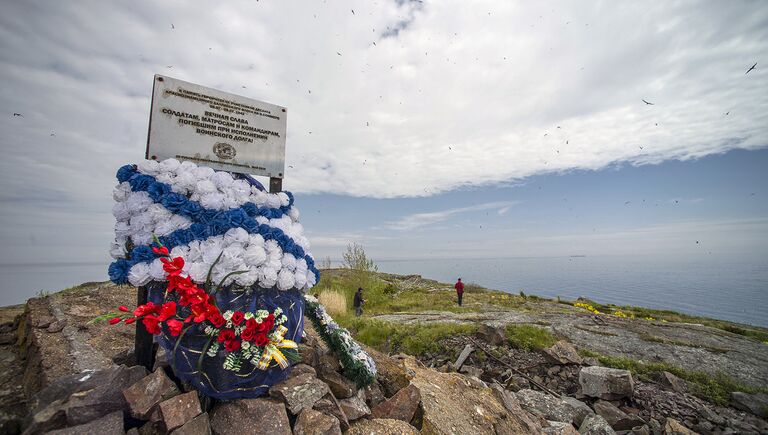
xmin=455 ymin=278 xmax=464 ymax=307
xmin=354 ymin=287 xmax=365 ymax=317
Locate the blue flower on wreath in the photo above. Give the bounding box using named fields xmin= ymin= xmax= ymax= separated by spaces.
xmin=116 ymin=165 xmax=136 ymax=183
xmin=108 ymin=260 xmax=131 ymax=284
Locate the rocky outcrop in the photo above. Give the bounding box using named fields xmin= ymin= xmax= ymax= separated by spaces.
xmin=543 ymin=341 xmax=583 ymax=365
xmin=578 ymin=414 xmax=617 ymax=435
xmin=730 ymin=391 xmax=768 ymax=418
xmin=371 ymin=384 xmax=421 ymax=422
xmin=293 ymin=409 xmax=341 ymax=435
xmin=400 ymin=356 xmax=545 ymax=434
xmin=210 ymin=398 xmax=290 ymax=435
xmin=346 ymin=418 xmax=419 ymax=434
xmin=579 ymin=366 xmax=634 ymax=400
xmin=515 ymin=389 xmax=593 ymax=426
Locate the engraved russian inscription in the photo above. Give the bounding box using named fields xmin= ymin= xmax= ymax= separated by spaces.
xmin=147 ymin=75 xmax=286 ymax=177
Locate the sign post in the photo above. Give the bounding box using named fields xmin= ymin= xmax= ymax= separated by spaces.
xmin=135 ymin=75 xmax=288 ymax=370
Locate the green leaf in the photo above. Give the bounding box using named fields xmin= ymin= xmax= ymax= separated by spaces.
xmin=198 ymin=336 xmax=215 ymax=371
xmin=205 ymin=252 xmax=224 ymax=292
xmin=212 ymin=270 xmax=249 ymax=294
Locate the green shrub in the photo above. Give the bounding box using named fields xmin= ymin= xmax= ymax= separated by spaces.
xmin=339 ymin=317 xmax=477 ymax=356
xmin=505 ymin=324 xmax=557 ymax=351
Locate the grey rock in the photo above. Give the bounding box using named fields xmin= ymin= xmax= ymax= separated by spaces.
xmin=453 ymin=344 xmax=474 ymax=371
xmin=730 ymin=391 xmax=768 ymax=418
xmin=578 ymin=367 xmax=634 ymax=400
xmin=458 ymin=365 xmax=484 ymax=378
xmin=543 ymin=421 xmax=580 ymax=435
xmin=317 ymin=368 xmax=357 ymax=399
xmin=663 ymin=417 xmax=698 ymax=435
xmin=293 ymin=408 xmax=341 ymax=435
xmin=593 ymin=401 xmax=645 ymax=431
xmin=313 ymin=393 xmax=349 ymax=431
xmin=476 ymin=324 xmax=507 ymax=346
xmin=543 ymin=341 xmax=583 ymax=365
xmin=269 ymin=373 xmax=329 ymax=415
xmin=210 ymin=398 xmax=290 ymax=435
xmin=46 ymin=410 xmax=124 ymax=435
xmin=123 ymin=369 xmax=180 ymax=419
xmin=516 ymin=389 xmax=594 ymax=426
xmin=157 ymin=391 xmax=201 ymax=432
xmin=658 ymin=372 xmax=688 ymax=394
xmin=22 ymin=399 xmax=67 ymax=434
xmin=371 ymin=384 xmax=421 ymax=422
xmin=363 ymin=381 xmax=386 ymax=408
xmin=630 ymin=425 xmax=650 ymax=435
xmin=339 ymin=389 xmax=371 ymax=421
xmin=65 ymin=365 xmax=149 ymax=425
xmin=579 ymin=414 xmax=617 ymax=435
xmin=489 ymin=384 xmax=545 ymax=434
xmin=345 ymin=418 xmax=419 ymax=435
xmin=170 ymin=412 xmax=211 ymax=435
xmin=288 ymin=363 xmax=317 ymax=379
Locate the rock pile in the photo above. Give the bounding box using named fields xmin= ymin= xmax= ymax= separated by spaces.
xmin=420 ymin=325 xmax=768 ymax=434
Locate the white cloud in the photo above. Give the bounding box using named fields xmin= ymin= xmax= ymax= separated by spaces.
xmin=0 ymin=1 xmax=767 ymax=263
xmin=383 ymin=201 xmax=517 ymax=230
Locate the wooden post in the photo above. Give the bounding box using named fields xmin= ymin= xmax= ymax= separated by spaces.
xmin=270 ymin=177 xmax=282 ymax=193
xmin=135 ymin=285 xmax=155 ymax=370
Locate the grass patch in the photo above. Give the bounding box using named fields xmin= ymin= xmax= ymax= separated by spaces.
xmin=338 ymin=316 xmax=478 ymax=356
xmin=578 ymin=349 xmax=766 ymax=406
xmin=564 ymin=297 xmax=768 ymax=342
xmin=638 ymin=333 xmax=729 ymax=354
xmin=318 ymin=289 xmax=347 ymax=316
xmin=506 ymin=324 xmax=558 ymax=351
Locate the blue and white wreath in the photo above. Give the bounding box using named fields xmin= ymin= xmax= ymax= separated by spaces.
xmin=108 ymin=158 xmax=319 ymax=292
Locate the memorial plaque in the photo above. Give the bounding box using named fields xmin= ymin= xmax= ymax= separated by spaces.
xmin=146 ymin=75 xmax=286 ymax=177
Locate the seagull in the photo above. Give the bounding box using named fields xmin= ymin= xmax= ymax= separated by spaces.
xmin=166 ymin=65 xmax=173 ymax=69
xmin=171 ymin=23 xmax=175 ymax=29
xmin=745 ymin=63 xmax=757 ymax=75
xmin=13 ymin=113 xmax=22 ymax=117
xmin=288 ymin=165 xmax=294 ymax=168
xmin=642 ymin=99 xmax=654 ymax=105
xmin=351 ymin=9 xmax=354 ymax=15
xmin=624 ymin=201 xmax=631 ymax=205
xmin=725 ymin=111 xmax=729 ymax=116
xmin=336 ymin=52 xmax=342 ymax=56
xmin=639 ymin=146 xmax=644 ymax=150
xmin=696 ymin=241 xmax=699 ymax=244
xmin=50 ymin=133 xmax=55 ymax=136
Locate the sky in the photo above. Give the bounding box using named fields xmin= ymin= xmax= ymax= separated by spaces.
xmin=0 ymin=0 xmax=767 ymax=266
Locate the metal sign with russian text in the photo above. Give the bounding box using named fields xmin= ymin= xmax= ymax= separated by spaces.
xmin=146 ymin=75 xmax=287 ymax=178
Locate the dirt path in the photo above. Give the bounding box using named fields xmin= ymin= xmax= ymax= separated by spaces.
xmin=372 ymin=308 xmax=768 ymax=388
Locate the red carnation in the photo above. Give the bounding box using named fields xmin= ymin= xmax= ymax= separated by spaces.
xmin=161 ymin=256 xmax=185 ymax=276
xmin=157 ymin=302 xmax=177 ymax=321
xmin=134 ymin=302 xmax=157 ymax=317
xmin=217 ymin=328 xmax=235 ymax=343
xmin=142 ymin=315 xmax=161 ymax=334
xmin=124 ymin=317 xmax=136 ymax=325
xmin=152 ymin=246 xmax=169 ymax=256
xmin=108 ymin=317 xmax=121 ymax=325
xmin=224 ymin=338 xmax=241 ymax=352
xmin=167 ymin=319 xmax=183 ymax=337
xmin=118 ymin=306 xmax=129 ymax=312
xmin=231 ymin=311 xmax=245 ymax=326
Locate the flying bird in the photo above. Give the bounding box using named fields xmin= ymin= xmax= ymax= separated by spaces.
xmin=725 ymin=111 xmax=729 ymax=116
xmin=336 ymin=52 xmax=342 ymax=56
xmin=171 ymin=23 xmax=175 ymax=29
xmin=745 ymin=63 xmax=757 ymax=75
xmin=351 ymin=9 xmax=354 ymax=15
xmin=639 ymin=146 xmax=644 ymax=150
xmin=13 ymin=113 xmax=22 ymax=117
xmin=642 ymin=99 xmax=654 ymax=105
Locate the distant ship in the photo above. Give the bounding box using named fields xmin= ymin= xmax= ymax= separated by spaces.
xmin=569 ymin=255 xmax=587 ymax=258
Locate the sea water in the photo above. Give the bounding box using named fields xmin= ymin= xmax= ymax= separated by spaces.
xmin=377 ymin=254 xmax=768 ymax=328
xmin=1 ymin=254 xmax=766 ymax=328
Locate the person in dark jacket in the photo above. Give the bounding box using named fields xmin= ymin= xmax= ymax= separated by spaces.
xmin=454 ymin=278 xmax=464 ymax=306
xmin=353 ymin=287 xmax=365 ymax=316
